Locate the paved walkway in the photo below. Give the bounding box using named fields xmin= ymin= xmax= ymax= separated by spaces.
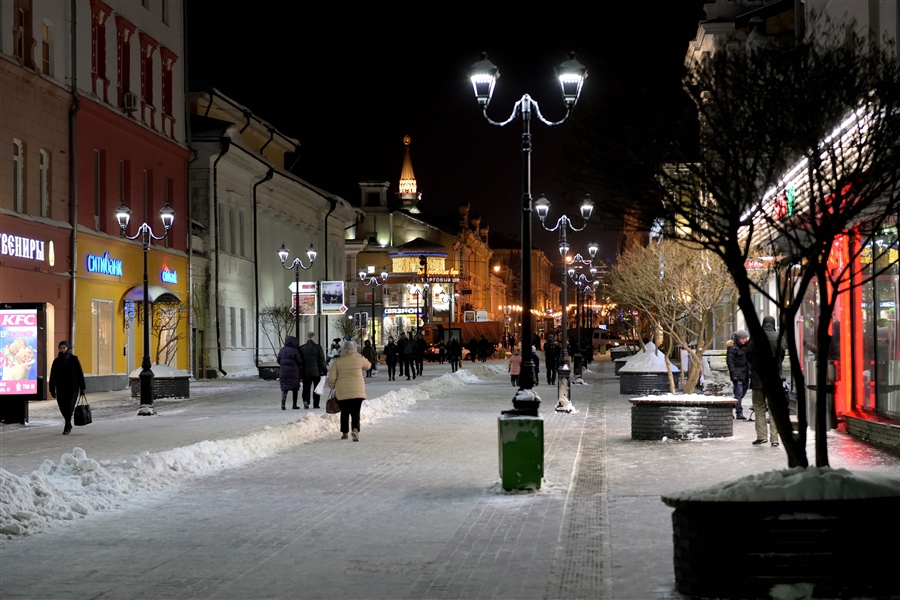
xmin=1 ymin=358 xmax=898 ymax=599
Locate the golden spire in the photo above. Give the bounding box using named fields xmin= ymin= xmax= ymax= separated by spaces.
xmin=398 ymin=135 xmax=419 ymax=205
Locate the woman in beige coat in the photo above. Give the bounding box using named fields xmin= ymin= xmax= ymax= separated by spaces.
xmin=325 ymin=340 xmax=372 ymax=441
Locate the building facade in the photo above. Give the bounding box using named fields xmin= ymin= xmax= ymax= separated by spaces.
xmin=188 ymin=89 xmax=359 ymax=377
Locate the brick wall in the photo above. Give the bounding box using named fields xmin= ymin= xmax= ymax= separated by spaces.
xmin=129 ymin=376 xmax=190 ymax=399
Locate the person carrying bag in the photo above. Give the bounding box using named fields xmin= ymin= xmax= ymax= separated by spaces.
xmin=325 ymin=340 xmax=371 ymax=441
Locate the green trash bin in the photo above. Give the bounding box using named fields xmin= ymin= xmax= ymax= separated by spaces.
xmin=498 ymin=414 xmax=544 ymax=491
xmin=498 ymin=348 xmax=506 ymax=359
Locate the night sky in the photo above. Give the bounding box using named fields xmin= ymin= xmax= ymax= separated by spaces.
xmin=186 ymin=3 xmax=708 ymax=264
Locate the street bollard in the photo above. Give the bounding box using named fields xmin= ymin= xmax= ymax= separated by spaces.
xmin=498 ymin=413 xmax=544 ymax=491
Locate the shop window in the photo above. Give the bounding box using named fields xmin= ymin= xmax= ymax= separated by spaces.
xmin=91 ymin=300 xmax=114 ymax=375
xmin=13 ymin=140 xmax=25 ymax=213
xmin=41 ymin=22 xmax=51 ymax=76
xmin=39 ymin=150 xmax=50 ymax=218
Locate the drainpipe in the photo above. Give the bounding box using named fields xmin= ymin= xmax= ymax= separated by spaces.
xmin=212 ymin=137 xmax=231 ymax=376
xmin=259 ymin=128 xmax=275 ymax=154
xmin=68 ymin=0 xmax=80 ymax=345
xmin=252 ymin=168 xmax=274 ymax=367
xmin=320 ymin=198 xmax=337 ymax=341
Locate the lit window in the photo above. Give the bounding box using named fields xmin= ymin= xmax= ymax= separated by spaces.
xmin=91 ymin=300 xmax=114 ymax=375
xmin=41 ymin=23 xmax=51 ymax=75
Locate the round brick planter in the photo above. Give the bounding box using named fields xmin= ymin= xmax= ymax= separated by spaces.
xmin=660 ymin=495 xmax=900 ymax=599
xmin=619 ymin=371 xmax=674 ymax=395
xmin=629 ymin=398 xmax=734 ymax=440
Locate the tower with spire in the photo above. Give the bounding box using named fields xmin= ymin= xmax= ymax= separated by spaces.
xmin=397 ymin=135 xmax=421 ymax=213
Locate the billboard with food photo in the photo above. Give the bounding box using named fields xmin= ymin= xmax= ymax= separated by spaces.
xmin=0 ymin=308 xmax=39 ymax=395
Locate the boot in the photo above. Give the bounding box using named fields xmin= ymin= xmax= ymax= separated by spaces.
xmin=351 ymin=428 xmax=359 ymax=442
xmin=281 ymin=391 xmax=287 ymax=410
xmin=341 ymin=432 xmax=349 ymax=440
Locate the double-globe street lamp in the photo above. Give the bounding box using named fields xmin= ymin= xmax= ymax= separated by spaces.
xmin=277 ymin=243 xmax=317 ymax=340
xmin=534 ymin=195 xmax=596 ymax=406
xmin=359 ymin=266 xmax=389 ymax=344
xmin=568 ymin=266 xmax=598 ymax=380
xmin=468 ymin=52 xmax=586 ymax=414
xmin=115 ymin=201 xmax=175 ymax=416
xmin=405 ymin=282 xmax=422 ymax=334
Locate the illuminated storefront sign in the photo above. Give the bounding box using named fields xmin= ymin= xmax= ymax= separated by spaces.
xmin=161 ymin=267 xmax=178 ymax=284
xmin=86 ymin=252 xmax=123 ymax=276
xmin=0 ymin=233 xmax=45 ymax=261
xmin=384 ymin=307 xmax=423 ymax=315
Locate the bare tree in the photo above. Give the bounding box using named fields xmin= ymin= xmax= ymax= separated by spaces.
xmin=334 ymin=314 xmax=364 ymax=342
xmin=608 ymin=240 xmax=739 ymax=393
xmin=151 ymin=301 xmax=186 ymax=366
xmin=586 ymin=24 xmax=900 ymax=467
xmin=259 ymin=304 xmax=293 ymax=360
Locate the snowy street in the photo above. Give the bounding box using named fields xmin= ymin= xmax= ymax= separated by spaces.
xmin=2 ymin=358 xmax=899 ymax=599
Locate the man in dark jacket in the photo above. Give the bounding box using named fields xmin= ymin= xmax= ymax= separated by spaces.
xmin=277 ymin=336 xmax=303 ymax=409
xmin=398 ymin=332 xmax=415 ymax=380
xmin=414 ymin=332 xmax=427 ymax=375
xmin=544 ymin=335 xmax=560 ymax=385
xmin=48 ymin=340 xmax=86 ymax=434
xmin=299 ymin=332 xmax=327 ymax=409
xmin=748 ymin=316 xmax=785 ymax=446
xmin=726 ymin=330 xmax=750 ymax=420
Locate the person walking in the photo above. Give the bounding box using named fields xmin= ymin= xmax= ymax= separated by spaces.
xmin=299 ymin=332 xmax=327 ymax=409
xmin=276 ymin=336 xmax=303 ymax=410
xmin=726 ymin=330 xmax=751 ymax=421
xmin=398 ymin=332 xmax=415 ymax=380
xmin=447 ymin=337 xmax=461 ymax=373
xmin=467 ymin=337 xmax=478 ymax=362
xmin=384 ymin=336 xmax=399 ymax=381
xmin=532 ymin=346 xmax=540 ymax=386
xmin=326 ymin=340 xmax=371 ymax=441
xmin=438 ymin=340 xmax=446 ymax=364
xmin=508 ymin=348 xmax=522 ymax=386
xmin=477 ymin=335 xmax=491 ymax=363
xmin=361 ymin=339 xmax=377 ymax=377
xmin=544 ymin=334 xmax=560 ymax=385
xmin=748 ymin=316 xmax=785 ymax=447
xmin=414 ymin=332 xmax=427 ymax=376
xmin=326 ymin=338 xmax=341 ymax=365
xmin=48 ymin=340 xmax=86 ymax=434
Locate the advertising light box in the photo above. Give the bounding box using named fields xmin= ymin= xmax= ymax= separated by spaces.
xmin=0 ymin=308 xmax=39 ymax=395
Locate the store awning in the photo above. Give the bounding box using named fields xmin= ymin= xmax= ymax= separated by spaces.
xmin=124 ymin=285 xmax=181 ymax=304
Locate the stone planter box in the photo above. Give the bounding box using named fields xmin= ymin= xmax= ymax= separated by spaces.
xmin=630 ymin=397 xmax=733 ymax=440
xmin=619 ymin=371 xmax=675 ymax=395
xmin=258 ymin=364 xmax=279 ymax=381
xmin=129 ymin=374 xmax=190 ymax=400
xmin=614 ymin=357 xmax=629 ymax=376
xmin=609 ymin=347 xmax=631 ymax=362
xmin=660 ymin=495 xmax=900 ymax=599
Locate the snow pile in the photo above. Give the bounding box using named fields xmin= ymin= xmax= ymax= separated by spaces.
xmin=619 ymin=342 xmax=679 ymax=373
xmin=665 ymin=466 xmax=900 ymax=502
xmin=0 ymin=368 xmax=485 ymax=538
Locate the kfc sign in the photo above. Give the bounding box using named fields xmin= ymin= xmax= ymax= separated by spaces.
xmin=0 ymin=312 xmax=38 ymax=327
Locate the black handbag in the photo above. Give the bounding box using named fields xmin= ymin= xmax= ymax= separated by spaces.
xmin=73 ymin=393 xmax=92 ymax=426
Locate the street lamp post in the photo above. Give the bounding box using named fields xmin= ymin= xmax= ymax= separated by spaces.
xmin=406 ymin=283 xmax=422 ymax=334
xmin=359 ymin=267 xmax=389 ymax=345
xmin=116 ymin=201 xmax=175 ymax=416
xmin=468 ymin=52 xmax=587 ymax=413
xmin=568 ymin=269 xmax=596 ymax=380
xmin=277 ymin=243 xmax=317 ymax=340
xmin=534 ymin=194 xmax=595 ymax=408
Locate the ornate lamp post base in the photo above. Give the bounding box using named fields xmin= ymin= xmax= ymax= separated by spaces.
xmin=555 ymin=363 xmax=573 ymax=412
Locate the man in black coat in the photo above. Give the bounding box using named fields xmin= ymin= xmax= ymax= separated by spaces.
xmin=48 ymin=340 xmax=86 ymax=435
xmin=726 ymin=330 xmax=750 ymax=420
xmin=398 ymin=332 xmax=415 ymax=380
xmin=748 ymin=316 xmax=786 ymax=446
xmin=298 ymin=332 xmax=327 ymax=409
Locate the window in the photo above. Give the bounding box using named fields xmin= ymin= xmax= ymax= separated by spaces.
xmin=115 ymin=16 xmax=135 ymax=106
xmin=90 ymin=0 xmax=109 ymax=100
xmin=139 ymin=33 xmax=158 ymax=110
xmin=39 ymin=150 xmax=50 ymax=217
xmin=229 ymin=207 xmax=236 ymax=255
xmin=162 ymin=177 xmax=171 ymax=248
xmin=240 ymin=308 xmax=246 ymax=348
xmin=159 ymin=47 xmax=178 ymax=137
xmin=41 ymin=22 xmax=51 ymax=76
xmin=218 ymin=205 xmax=229 ymax=254
xmin=13 ymin=140 xmax=25 ymax=213
xmin=162 ymin=0 xmax=169 ymax=25
xmin=229 ymin=307 xmax=237 ymax=348
xmin=14 ymin=0 xmax=34 ymax=68
xmin=91 ymin=300 xmax=114 ymax=375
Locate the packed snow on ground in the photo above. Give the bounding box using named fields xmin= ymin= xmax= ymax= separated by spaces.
xmin=632 ymin=393 xmax=712 ymax=402
xmin=665 ymin=466 xmax=900 ymax=502
xmin=618 ymin=342 xmax=679 ymax=373
xmin=0 ymin=368 xmax=488 ymax=538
